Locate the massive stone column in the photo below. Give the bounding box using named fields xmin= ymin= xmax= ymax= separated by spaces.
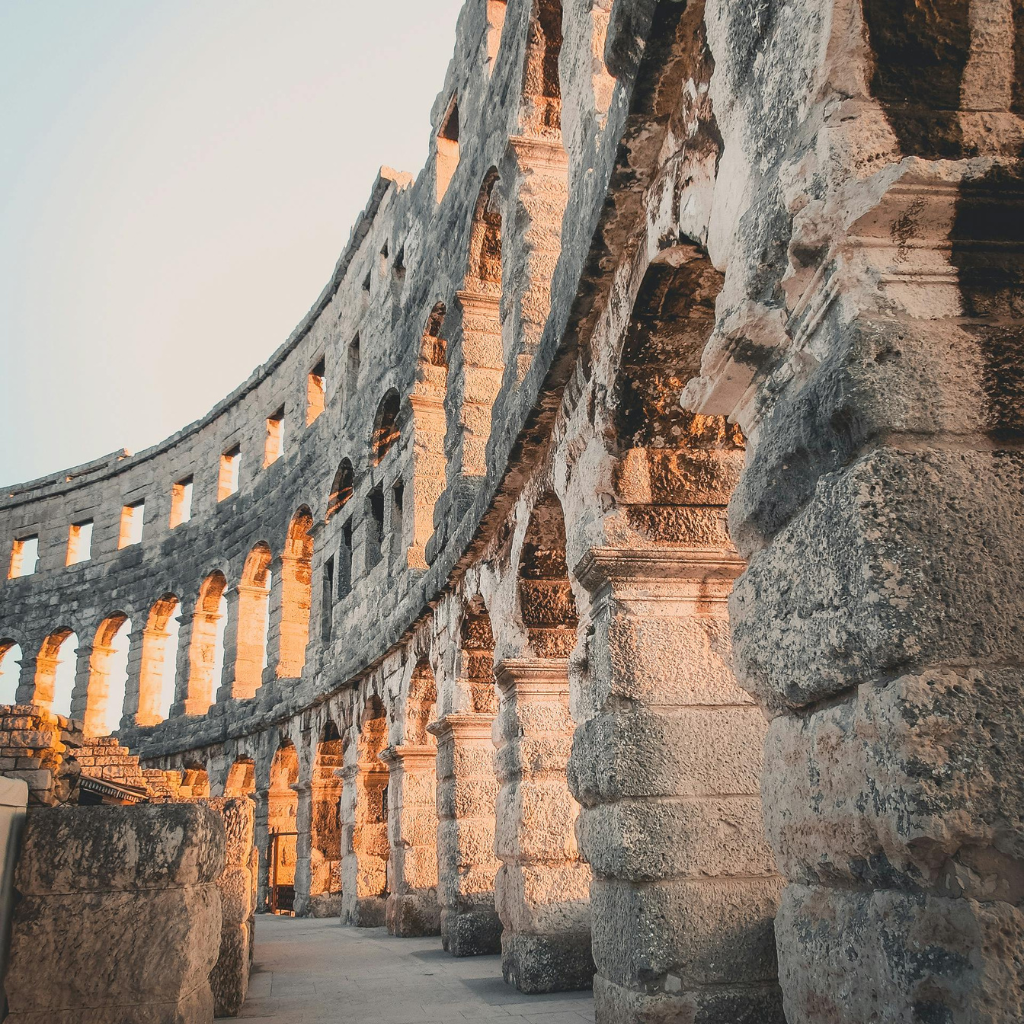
xmin=430 ymin=711 xmax=502 ymax=955
xmin=381 ymin=744 xmax=442 ymax=936
xmin=681 ymin=1 xmax=1024 ymax=1018
xmin=293 ymin=739 xmax=343 ymax=918
xmin=571 ymin=548 xmax=784 ymax=1023
xmin=339 ymin=760 xmax=389 ymax=926
xmin=493 ymin=658 xmax=592 ymax=993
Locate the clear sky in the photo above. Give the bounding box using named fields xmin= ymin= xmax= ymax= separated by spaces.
xmin=0 ymin=0 xmax=465 ymax=484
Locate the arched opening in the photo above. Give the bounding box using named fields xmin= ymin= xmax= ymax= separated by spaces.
xmin=518 ymin=494 xmax=578 ymax=657
xmin=86 ymin=614 xmax=132 ymax=736
xmin=137 ymin=595 xmax=180 ymax=726
xmin=306 ymin=720 xmax=344 ymax=916
xmin=436 ymin=96 xmax=460 ymax=202
xmin=520 ymin=0 xmax=563 ymax=136
xmin=236 ymin=543 xmax=272 ymax=699
xmin=372 ymin=389 xmax=402 ymax=465
xmin=279 ymin=509 xmax=313 ymax=678
xmin=186 ymin=571 xmax=228 ymax=716
xmin=461 ymin=601 xmax=498 ymax=714
xmin=0 ymin=641 xmax=22 ymax=704
xmin=385 ymin=660 xmax=441 ymax=936
xmin=35 ymin=629 xmax=78 ymax=717
xmin=342 ymin=695 xmax=390 ymax=926
xmin=613 ymin=247 xmax=741 ymax=543
xmin=327 ymin=459 xmax=354 ymax=521
xmin=452 ymin=170 xmax=504 ymax=480
xmin=268 ymin=740 xmax=300 ymax=914
xmin=224 ymin=756 xmax=256 ymax=798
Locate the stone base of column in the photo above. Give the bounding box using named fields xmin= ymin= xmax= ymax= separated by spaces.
xmin=442 ymin=906 xmax=502 ymax=956
xmin=341 ymin=895 xmax=387 ymax=928
xmin=501 ymin=931 xmax=594 ymax=994
xmin=594 ymin=975 xmax=785 ymax=1024
xmin=386 ymin=892 xmax=442 ymax=936
xmin=293 ymin=891 xmax=342 ymax=918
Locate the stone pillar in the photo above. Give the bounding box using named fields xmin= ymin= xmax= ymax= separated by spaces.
xmin=14 ymin=653 xmax=36 ymax=706
xmin=380 ymin=744 xmax=442 ymax=936
xmin=120 ymin=626 xmax=147 ymax=729
xmin=253 ymin=789 xmax=271 ymax=913
xmin=291 ymin=778 xmax=314 ymax=917
xmin=454 ymin=290 xmax=503 ymax=479
xmin=134 ymin=624 xmax=170 ymax=727
xmin=339 ymin=761 xmax=389 ymax=926
xmin=277 ymin=553 xmax=310 ymax=678
xmin=493 ymin=658 xmax=592 ymax=993
xmin=215 ymin=585 xmax=241 ymax=703
xmin=168 ymin=610 xmax=216 ymax=718
xmin=429 ymin=711 xmax=502 ymax=955
xmin=231 ymin=584 xmax=269 ymax=699
xmin=571 ymin=547 xmax=784 ymax=1023
xmin=68 ymin=643 xmax=96 ymax=734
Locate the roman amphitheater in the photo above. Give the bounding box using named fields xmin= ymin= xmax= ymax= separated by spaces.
xmin=1 ymin=0 xmax=1022 ymax=1021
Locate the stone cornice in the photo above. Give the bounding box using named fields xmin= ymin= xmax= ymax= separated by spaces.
xmin=572 ymin=546 xmax=745 ymax=599
xmin=426 ymin=711 xmax=495 ymax=742
xmin=494 ymin=658 xmax=570 ymax=698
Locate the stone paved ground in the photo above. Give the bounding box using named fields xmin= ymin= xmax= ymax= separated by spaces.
xmin=239 ymin=916 xmax=596 ymax=1023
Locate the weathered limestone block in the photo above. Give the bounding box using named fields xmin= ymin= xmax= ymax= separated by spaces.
xmin=381 ymin=744 xmax=442 ymax=936
xmin=6 ymin=803 xmax=225 ymax=1023
xmin=570 ymin=549 xmax=784 ymax=1023
xmin=339 ymin=761 xmax=389 ymax=927
xmin=429 ymin=712 xmax=502 ymax=956
xmin=205 ymin=797 xmax=255 ymax=1018
xmin=493 ymin=659 xmax=592 ymax=993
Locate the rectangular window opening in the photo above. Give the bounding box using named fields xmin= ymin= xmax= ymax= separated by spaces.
xmin=321 ymin=556 xmax=335 ymax=642
xmin=8 ymin=535 xmax=39 ymax=579
xmin=346 ymin=336 xmax=361 ymax=400
xmin=67 ymin=520 xmax=94 ymax=565
xmin=119 ymin=502 xmax=145 ymax=549
xmin=265 ymin=408 xmax=285 ymax=466
xmin=307 ymin=358 xmax=326 ymax=426
xmin=170 ymin=477 xmax=194 ymax=528
xmin=218 ymin=446 xmax=241 ymax=501
xmin=338 ymin=521 xmax=353 ymax=599
xmin=391 ymin=480 xmax=405 ymax=568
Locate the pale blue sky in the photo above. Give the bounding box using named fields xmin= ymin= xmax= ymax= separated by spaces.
xmin=0 ymin=0 xmax=464 ymax=483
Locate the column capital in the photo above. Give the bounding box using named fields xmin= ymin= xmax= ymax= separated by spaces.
xmin=572 ymin=546 xmax=744 ymax=603
xmin=427 ymin=711 xmax=494 ymax=743
xmin=379 ymin=744 xmax=437 ymax=771
xmin=508 ymin=134 xmax=570 ymax=171
xmin=494 ymin=658 xmax=569 ymax=699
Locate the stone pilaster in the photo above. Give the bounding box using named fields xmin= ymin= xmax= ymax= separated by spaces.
xmin=571 ymin=547 xmax=784 ymax=1023
xmin=339 ymin=761 xmax=389 ymax=926
xmin=380 ymin=744 xmax=442 ymax=936
xmin=69 ymin=643 xmax=99 ymax=735
xmin=252 ymin=790 xmax=270 ymax=913
xmin=493 ymin=658 xmax=593 ymax=993
xmin=428 ymin=711 xmax=502 ymax=956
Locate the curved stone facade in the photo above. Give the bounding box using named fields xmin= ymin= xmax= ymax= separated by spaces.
xmin=3 ymin=1 xmax=1024 ymax=1021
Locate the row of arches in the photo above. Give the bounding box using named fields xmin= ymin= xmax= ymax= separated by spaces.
xmin=0 ymin=507 xmax=315 ymax=735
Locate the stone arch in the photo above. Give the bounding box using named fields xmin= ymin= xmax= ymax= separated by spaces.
xmin=519 ymin=0 xmax=563 ymax=137
xmin=451 ymin=170 xmax=505 ymax=480
xmin=267 ymin=739 xmax=300 ymax=913
xmin=404 ymin=659 xmax=438 ymax=745
xmin=371 ymin=389 xmax=402 ymax=465
xmin=224 ymin=756 xmax=256 ymax=797
xmin=461 ymin=597 xmax=497 ymax=714
xmin=136 ymin=594 xmax=180 ymax=726
xmin=517 ymin=494 xmax=578 ymax=657
xmin=184 ymin=571 xmax=228 ymax=716
xmin=341 ymin=694 xmax=391 ymax=926
xmin=612 ymin=245 xmax=742 ymax=544
xmin=303 ymin=719 xmax=344 ymax=917
xmin=0 ymin=640 xmax=22 ymax=704
xmin=235 ymin=542 xmax=272 ymax=698
xmin=34 ymin=628 xmax=78 ymax=715
xmin=327 ymin=458 xmax=355 ymax=521
xmin=85 ymin=613 xmax=132 ymax=736
xmin=278 ymin=508 xmax=313 ymax=678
